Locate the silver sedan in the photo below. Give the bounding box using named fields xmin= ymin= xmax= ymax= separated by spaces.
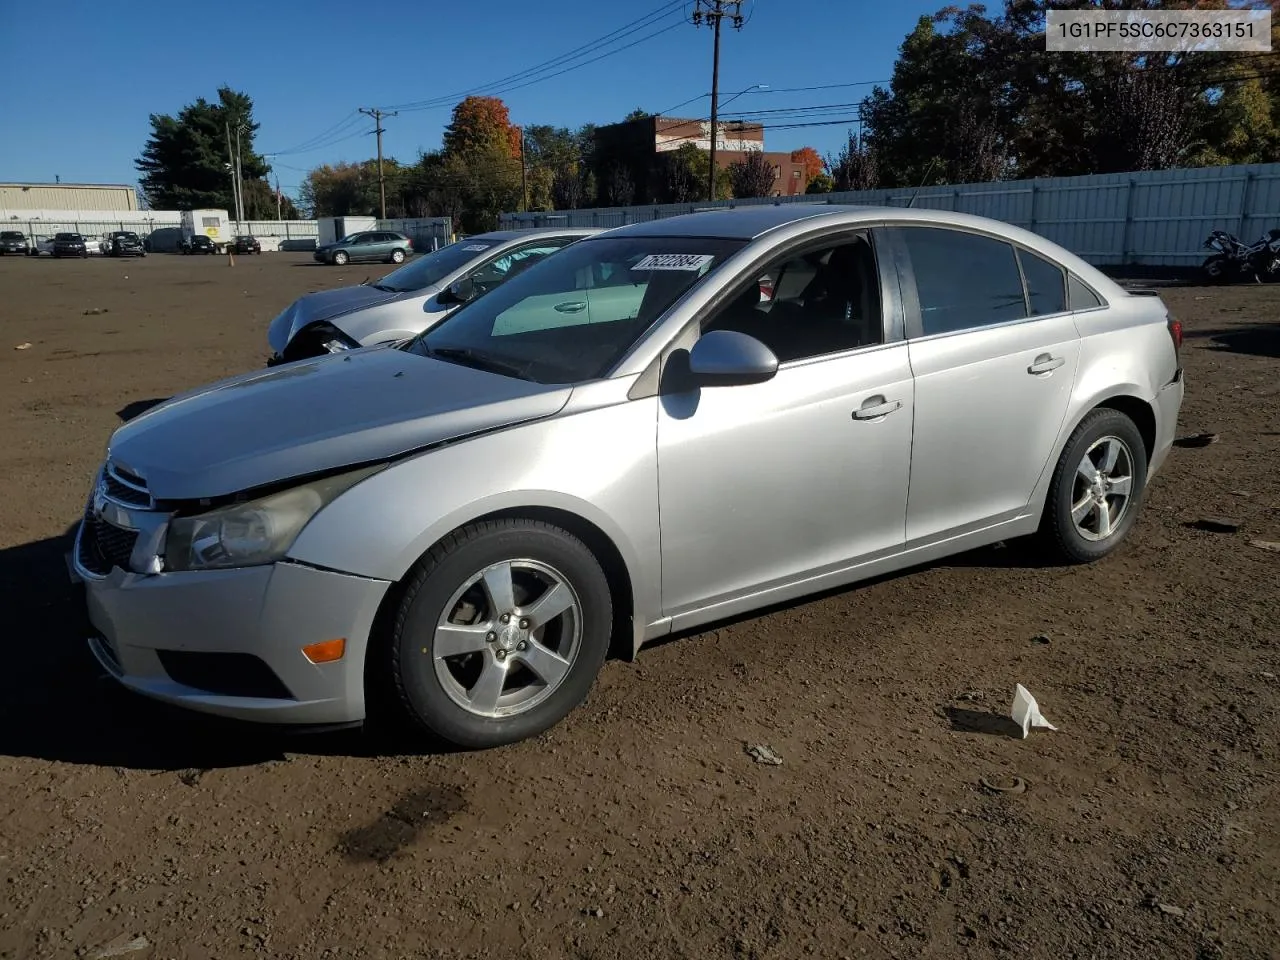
xmin=74 ymin=205 xmax=1184 ymax=749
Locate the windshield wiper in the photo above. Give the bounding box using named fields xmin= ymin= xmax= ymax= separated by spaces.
xmin=426 ymin=345 xmax=531 ymax=379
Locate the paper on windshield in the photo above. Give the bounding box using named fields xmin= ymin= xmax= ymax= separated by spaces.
xmin=631 ymin=253 xmax=715 ymax=272
xmin=462 ymin=243 xmax=491 ymax=251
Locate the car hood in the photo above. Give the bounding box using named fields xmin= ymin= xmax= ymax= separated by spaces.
xmin=267 ymin=284 xmax=429 ymax=353
xmin=106 ymin=346 xmax=572 ymax=501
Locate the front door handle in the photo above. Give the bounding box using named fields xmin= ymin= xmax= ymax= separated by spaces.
xmin=555 ymin=301 xmax=587 ymax=313
xmin=1028 ymin=353 xmax=1065 ymax=375
xmin=852 ymin=396 xmax=903 ymax=420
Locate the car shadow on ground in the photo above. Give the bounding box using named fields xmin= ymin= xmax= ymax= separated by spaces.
xmin=648 ymin=539 xmax=1060 ymax=657
xmin=0 ymin=525 xmax=387 ymax=771
xmin=116 ymin=398 xmax=169 ymax=422
xmin=1185 ymin=322 xmax=1280 ymax=359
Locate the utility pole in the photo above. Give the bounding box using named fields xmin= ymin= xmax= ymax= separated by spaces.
xmin=359 ymin=107 xmax=398 ymax=219
xmin=225 ymin=121 xmax=241 ymax=225
xmin=234 ymin=122 xmax=247 ymax=224
xmin=275 ymin=174 xmax=282 ymax=220
xmin=692 ymin=0 xmax=744 ymax=202
xmin=518 ymin=126 xmax=529 ymax=212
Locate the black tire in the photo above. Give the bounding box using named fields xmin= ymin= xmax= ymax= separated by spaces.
xmin=384 ymin=518 xmax=613 ymax=749
xmin=1202 ymin=255 xmax=1230 ymax=284
xmin=332 ymin=250 xmax=349 ymax=266
xmin=1037 ymin=407 xmax=1149 ymax=565
xmin=390 ymin=248 xmax=406 ymax=264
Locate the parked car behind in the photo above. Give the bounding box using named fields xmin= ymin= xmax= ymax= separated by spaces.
xmin=107 ymin=231 xmax=147 ymax=257
xmin=233 ymin=235 xmax=262 ymax=255
xmin=74 ymin=205 xmax=1184 ymax=751
xmin=28 ymin=234 xmax=54 ymax=257
xmin=0 ymin=230 xmax=29 ymax=255
xmin=270 ymin=227 xmax=602 ymax=363
xmin=180 ymin=235 xmax=218 ymax=255
xmin=52 ymin=232 xmax=89 ymax=258
xmin=312 ymin=230 xmax=413 ymax=266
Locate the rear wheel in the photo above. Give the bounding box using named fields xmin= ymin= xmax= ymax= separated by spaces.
xmin=383 ymin=519 xmax=613 ymax=749
xmin=1037 ymin=408 xmax=1148 ymax=564
xmin=390 ymin=248 xmax=406 ymax=264
xmin=333 ymin=250 xmax=349 ymax=266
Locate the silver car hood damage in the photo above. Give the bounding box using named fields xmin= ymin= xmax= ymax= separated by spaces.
xmin=107 ymin=347 xmax=571 ymax=501
xmin=267 ymin=283 xmax=439 ymax=353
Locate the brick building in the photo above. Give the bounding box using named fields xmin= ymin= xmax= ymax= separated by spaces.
xmin=592 ymin=115 xmax=808 ymax=203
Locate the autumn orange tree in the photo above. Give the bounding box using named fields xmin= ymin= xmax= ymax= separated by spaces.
xmin=789 ymin=146 xmax=824 ymax=187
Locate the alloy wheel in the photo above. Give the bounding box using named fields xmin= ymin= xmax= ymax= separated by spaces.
xmin=1070 ymin=435 xmax=1134 ymax=542
xmin=431 ymin=559 xmax=583 ymax=719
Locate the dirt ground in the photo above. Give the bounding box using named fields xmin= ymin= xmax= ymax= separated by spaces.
xmin=0 ymin=252 xmax=1277 ymax=960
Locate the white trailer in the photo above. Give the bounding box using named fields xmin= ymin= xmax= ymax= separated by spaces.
xmin=181 ymin=209 xmax=232 ymax=253
xmin=317 ymin=216 xmax=377 ymax=248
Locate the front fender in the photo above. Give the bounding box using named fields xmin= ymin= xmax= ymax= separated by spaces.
xmin=288 ymin=391 xmax=662 ymax=652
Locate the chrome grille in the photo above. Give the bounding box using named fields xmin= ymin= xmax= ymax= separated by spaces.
xmin=77 ymin=508 xmax=139 ymax=576
xmin=103 ymin=462 xmax=151 ymax=507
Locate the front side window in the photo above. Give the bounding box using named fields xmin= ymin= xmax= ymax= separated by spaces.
xmin=406 ymin=236 xmax=745 ymax=384
xmin=897 ymin=226 xmax=1026 ymax=336
xmin=702 ymin=234 xmax=884 ymax=363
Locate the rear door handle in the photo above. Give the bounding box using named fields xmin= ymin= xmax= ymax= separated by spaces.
xmin=852 ymin=396 xmax=903 ymax=420
xmin=555 ymin=301 xmax=587 ymax=313
xmin=1028 ymin=353 xmax=1065 ymax=374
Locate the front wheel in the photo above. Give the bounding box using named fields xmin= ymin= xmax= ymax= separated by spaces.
xmin=1037 ymin=408 xmax=1149 ymax=564
xmin=332 ymin=250 xmax=349 ymax=266
xmin=383 ymin=519 xmax=613 ymax=749
xmin=1202 ymin=255 xmax=1230 ymax=283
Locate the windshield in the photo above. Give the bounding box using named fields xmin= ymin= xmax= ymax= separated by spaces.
xmin=1 ymin=232 xmax=23 ymax=240
xmin=405 ymin=235 xmax=745 ymax=384
xmin=55 ymin=233 xmax=80 ymax=241
xmin=375 ymin=237 xmax=505 ymax=292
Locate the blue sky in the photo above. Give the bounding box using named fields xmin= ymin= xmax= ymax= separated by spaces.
xmin=0 ymin=0 xmax=942 ymax=200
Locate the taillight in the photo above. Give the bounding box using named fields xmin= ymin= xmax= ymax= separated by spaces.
xmin=1167 ymin=316 xmax=1183 ymax=354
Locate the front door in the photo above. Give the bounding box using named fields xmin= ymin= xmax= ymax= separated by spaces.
xmin=889 ymin=225 xmax=1082 ymax=543
xmin=657 ymin=231 xmax=914 ymax=620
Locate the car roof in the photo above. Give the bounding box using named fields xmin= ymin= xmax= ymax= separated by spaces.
xmin=596 ymin=204 xmax=1040 ymax=241
xmin=466 ymin=227 xmax=604 ymax=242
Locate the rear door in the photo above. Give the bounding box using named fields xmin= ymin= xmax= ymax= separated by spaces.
xmin=889 ymin=225 xmax=1081 ymax=543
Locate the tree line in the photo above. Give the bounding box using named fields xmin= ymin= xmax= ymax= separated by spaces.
xmin=135 ymin=1 xmax=1278 ymax=231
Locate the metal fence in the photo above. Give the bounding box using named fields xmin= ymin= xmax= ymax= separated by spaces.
xmin=499 ymin=162 xmax=1280 ymax=268
xmin=378 ymin=217 xmax=455 ymax=252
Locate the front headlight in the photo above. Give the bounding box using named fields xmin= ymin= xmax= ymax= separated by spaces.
xmin=163 ymin=464 xmax=383 ymax=572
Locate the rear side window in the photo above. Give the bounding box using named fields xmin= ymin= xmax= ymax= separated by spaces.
xmin=898 ymin=226 xmax=1026 ymax=336
xmin=1068 ymin=274 xmax=1104 ymax=310
xmin=1017 ymin=248 xmax=1067 ymax=316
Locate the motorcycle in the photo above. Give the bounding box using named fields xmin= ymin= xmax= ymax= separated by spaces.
xmin=1202 ymin=227 xmax=1280 ymax=283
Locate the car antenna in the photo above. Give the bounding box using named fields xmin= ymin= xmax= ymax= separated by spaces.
xmin=361 ymin=275 xmax=370 ymax=285
xmin=906 ymin=158 xmax=939 ymax=208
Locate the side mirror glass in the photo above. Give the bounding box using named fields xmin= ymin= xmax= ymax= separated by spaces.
xmin=687 ymin=330 xmax=779 ymax=387
xmin=442 ymin=277 xmax=476 ymax=305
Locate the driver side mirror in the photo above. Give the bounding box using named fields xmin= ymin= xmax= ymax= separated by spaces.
xmin=687 ymin=330 xmax=779 ymax=387
xmin=439 ymin=276 xmax=476 ymax=306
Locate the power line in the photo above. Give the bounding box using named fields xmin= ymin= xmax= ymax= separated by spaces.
xmin=384 ymin=0 xmax=688 ymax=112
xmin=267 ymin=2 xmax=690 ymax=162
